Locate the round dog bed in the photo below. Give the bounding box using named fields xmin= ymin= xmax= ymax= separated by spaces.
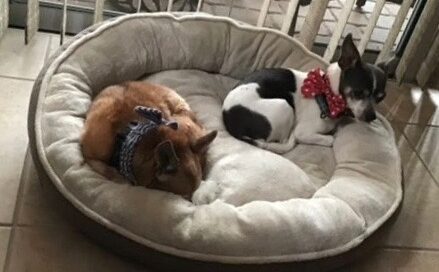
xmin=28 ymin=13 xmax=402 ymax=271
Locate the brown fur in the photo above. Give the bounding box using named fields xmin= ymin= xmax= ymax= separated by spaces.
xmin=81 ymin=82 xmax=217 ymax=198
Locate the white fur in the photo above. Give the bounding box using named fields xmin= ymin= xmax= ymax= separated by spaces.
xmin=223 ymin=83 xmax=295 ymax=143
xmin=347 ymin=97 xmax=368 ymax=119
xmin=223 ymin=64 xmax=343 ymax=153
xmin=326 ymin=63 xmax=342 ymax=95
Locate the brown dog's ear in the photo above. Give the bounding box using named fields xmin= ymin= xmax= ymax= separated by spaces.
xmin=191 ymin=130 xmax=217 ymax=153
xmin=338 ymin=33 xmax=361 ymax=70
xmin=154 ymin=141 xmax=179 ymax=180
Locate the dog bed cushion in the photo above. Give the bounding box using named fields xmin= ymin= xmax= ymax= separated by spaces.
xmin=29 ymin=13 xmax=402 ymax=264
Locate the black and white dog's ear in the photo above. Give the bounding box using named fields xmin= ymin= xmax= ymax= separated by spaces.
xmin=338 ymin=33 xmax=361 ymax=70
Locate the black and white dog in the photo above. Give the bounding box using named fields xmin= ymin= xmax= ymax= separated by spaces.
xmin=222 ymin=34 xmax=387 ymax=153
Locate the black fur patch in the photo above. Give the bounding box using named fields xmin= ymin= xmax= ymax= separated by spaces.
xmin=223 ymin=105 xmax=271 ymax=142
xmin=241 ymin=68 xmax=296 ymax=108
xmin=367 ymin=63 xmax=387 ymax=103
xmin=341 ymin=64 xmax=374 ymax=99
xmin=340 ymin=63 xmax=387 ymax=102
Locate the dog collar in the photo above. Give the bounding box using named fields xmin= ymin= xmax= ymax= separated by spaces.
xmin=301 ymin=68 xmax=347 ymax=119
xmin=110 ymin=106 xmax=178 ymax=185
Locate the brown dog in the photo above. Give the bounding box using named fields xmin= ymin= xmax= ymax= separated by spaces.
xmin=81 ymin=81 xmax=217 ymax=198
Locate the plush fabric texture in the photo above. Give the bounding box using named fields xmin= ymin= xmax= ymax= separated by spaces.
xmin=30 ymin=13 xmax=402 ymax=264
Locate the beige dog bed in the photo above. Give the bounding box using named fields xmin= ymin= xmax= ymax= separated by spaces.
xmin=28 ymin=13 xmax=402 ymax=270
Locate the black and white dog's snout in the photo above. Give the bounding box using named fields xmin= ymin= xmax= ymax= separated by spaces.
xmin=349 ymin=102 xmax=377 ymax=123
xmin=364 ymin=110 xmax=377 ymax=122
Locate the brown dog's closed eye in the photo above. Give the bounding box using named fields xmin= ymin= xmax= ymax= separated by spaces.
xmin=155 ymin=140 xmax=179 ymax=176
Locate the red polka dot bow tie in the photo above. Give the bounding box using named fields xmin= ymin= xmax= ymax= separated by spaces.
xmin=301 ymin=68 xmax=347 ymax=119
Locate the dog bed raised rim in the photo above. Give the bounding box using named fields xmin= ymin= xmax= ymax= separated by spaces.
xmin=28 ymin=13 xmax=402 ymax=267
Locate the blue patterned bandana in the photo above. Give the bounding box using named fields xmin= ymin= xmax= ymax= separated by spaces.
xmin=111 ymin=106 xmax=178 ymax=185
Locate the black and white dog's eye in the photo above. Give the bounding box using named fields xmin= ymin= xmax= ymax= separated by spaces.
xmin=375 ymin=92 xmax=386 ymax=102
xmin=353 ymin=89 xmax=365 ymax=98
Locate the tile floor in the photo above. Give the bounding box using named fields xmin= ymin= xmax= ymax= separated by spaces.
xmin=0 ymin=28 xmax=438 ymax=272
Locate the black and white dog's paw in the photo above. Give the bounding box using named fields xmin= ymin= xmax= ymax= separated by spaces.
xmin=192 ymin=179 xmax=222 ymax=205
xmin=240 ymin=136 xmax=257 ymax=146
xmin=252 ymin=139 xmax=266 ymax=148
xmin=295 ymin=133 xmax=334 ymax=147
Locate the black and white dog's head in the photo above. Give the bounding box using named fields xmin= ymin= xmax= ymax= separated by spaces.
xmin=327 ymin=34 xmax=388 ymax=122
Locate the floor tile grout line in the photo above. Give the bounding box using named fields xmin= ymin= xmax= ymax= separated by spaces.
xmin=2 ymin=147 xmax=31 ymax=272
xmin=385 ymin=83 xmax=439 ymax=128
xmin=393 ymin=120 xmax=439 ymax=128
xmin=398 ymin=127 xmax=439 ymax=187
xmin=386 ymin=87 xmax=409 ymax=123
xmin=387 ymin=86 xmax=439 ymax=184
xmin=0 ymin=30 xmax=51 ymax=84
xmin=0 ymin=224 xmax=12 ymax=228
xmin=380 ymin=245 xmax=439 ymax=252
xmin=0 ymin=75 xmax=35 ymax=82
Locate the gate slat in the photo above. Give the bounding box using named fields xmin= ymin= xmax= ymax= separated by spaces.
xmin=281 ymin=0 xmax=299 ymax=33
xmin=323 ymin=0 xmax=355 ymax=61
xmin=93 ymin=0 xmax=105 ymax=24
xmin=60 ymin=0 xmax=67 ymax=45
xmin=257 ymin=0 xmax=271 ymax=27
xmin=298 ymin=0 xmax=329 ymax=48
xmin=136 ymin=0 xmax=142 ymax=13
xmin=167 ymin=0 xmax=174 ymax=11
xmin=0 ymin=0 xmax=9 ymax=40
xmin=227 ymin=0 xmax=235 ymax=17
xmin=376 ymin=0 xmax=414 ymax=63
xmin=26 ymin=0 xmax=40 ymax=44
xmin=196 ymin=0 xmax=205 ymax=12
xmin=357 ymin=0 xmax=385 ymax=55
